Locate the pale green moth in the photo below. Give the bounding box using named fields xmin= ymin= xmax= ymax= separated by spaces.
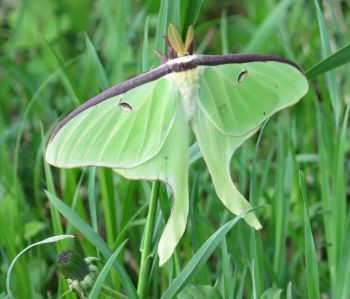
xmin=46 ymin=24 xmax=308 ymax=265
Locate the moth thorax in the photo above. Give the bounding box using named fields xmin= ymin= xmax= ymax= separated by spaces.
xmin=167 ymin=68 xmax=201 ymax=121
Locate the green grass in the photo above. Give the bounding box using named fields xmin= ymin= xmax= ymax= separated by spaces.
xmin=1 ymin=0 xmax=350 ymax=298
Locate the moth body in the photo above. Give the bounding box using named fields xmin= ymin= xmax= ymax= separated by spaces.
xmin=165 ymin=55 xmax=201 ymax=121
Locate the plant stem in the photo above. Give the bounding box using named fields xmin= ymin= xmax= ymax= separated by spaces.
xmin=137 ymin=181 xmax=160 ymax=299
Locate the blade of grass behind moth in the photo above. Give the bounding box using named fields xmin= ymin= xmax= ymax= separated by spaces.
xmin=43 ymin=38 xmax=80 ymax=105
xmin=186 ymin=172 xmax=211 ymax=284
xmin=13 ymin=67 xmax=62 ymax=210
xmin=313 ymin=0 xmax=340 ymax=128
xmin=314 ymin=99 xmax=336 ymax=288
xmin=127 ymin=5 xmax=148 ymax=44
xmin=155 ymin=0 xmax=181 ymax=63
xmin=98 ymin=168 xmax=117 ymax=247
xmin=256 ymin=146 xmax=274 ymax=202
xmin=299 ymin=171 xmax=320 ymax=299
xmin=220 ymin=10 xmax=229 ymax=54
xmin=277 ymin=2 xmax=300 ymax=62
xmin=219 ymin=238 xmax=235 ymax=299
xmin=305 ymin=43 xmax=350 ymax=79
xmin=84 ymin=33 xmax=109 ymax=90
xmin=249 ymin=121 xmax=269 ymax=297
xmin=235 ymin=267 xmax=247 ymax=299
xmin=33 ymin=132 xmax=46 ymax=209
xmin=250 ymin=119 xmax=269 ymax=209
xmin=88 ymin=168 xmax=98 ymax=234
xmin=113 ymin=201 xmax=149 ymax=250
xmin=331 ymin=104 xmax=350 ymax=281
xmin=260 ymin=288 xmax=282 ymax=299
xmin=286 ymin=282 xmax=293 ymax=299
xmin=251 ymin=260 xmax=257 ymax=299
xmin=181 ymin=0 xmax=202 ymax=37
xmin=272 ymin=116 xmax=290 ymax=285
xmin=142 ymin=16 xmax=150 ymax=72
xmin=65 ymin=169 xmax=86 ymax=234
xmin=326 ymin=0 xmax=342 ymax=35
xmin=88 ymin=239 xmax=128 ymax=299
xmin=41 ymin=125 xmax=72 ymax=298
xmin=6 ymin=0 xmax=28 ymax=56
xmin=332 ymin=212 xmax=350 ymax=299
xmin=41 ymin=126 xmax=64 ymax=241
xmin=161 ymin=211 xmax=258 ymax=299
xmin=112 ymin=1 xmax=131 ymax=83
xmin=243 ymin=0 xmax=291 ymax=53
xmin=155 ymin=0 xmax=170 ymax=58
xmin=326 ymin=0 xmax=350 ymax=100
xmin=45 ymin=190 xmax=139 ymax=299
xmin=188 ymin=174 xmax=200 ymax=253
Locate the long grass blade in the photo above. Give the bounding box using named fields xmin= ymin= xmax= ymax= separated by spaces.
xmin=306 ymin=43 xmax=350 ymax=79
xmin=313 ymin=0 xmax=340 ymax=127
xmin=88 ymin=239 xmax=128 ymax=299
xmin=332 ymin=214 xmax=350 ymax=299
xmin=299 ymin=171 xmax=320 ymax=299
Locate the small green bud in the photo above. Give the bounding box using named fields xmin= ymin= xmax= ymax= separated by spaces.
xmin=57 ymin=250 xmax=89 ymax=281
xmin=57 ymin=251 xmax=101 ymax=298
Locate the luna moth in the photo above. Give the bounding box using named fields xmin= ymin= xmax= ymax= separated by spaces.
xmin=46 ymin=24 xmax=308 ymax=265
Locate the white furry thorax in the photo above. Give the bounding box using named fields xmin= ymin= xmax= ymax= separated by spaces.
xmin=165 ymin=55 xmax=202 ymax=121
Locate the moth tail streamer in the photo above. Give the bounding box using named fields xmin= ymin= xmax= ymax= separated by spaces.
xmin=192 ymin=107 xmax=262 ymax=229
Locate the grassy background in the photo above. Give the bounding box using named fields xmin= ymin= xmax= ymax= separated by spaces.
xmin=1 ymin=0 xmax=350 ymax=298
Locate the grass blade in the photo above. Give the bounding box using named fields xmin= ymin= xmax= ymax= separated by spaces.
xmin=220 ymin=11 xmax=228 ymax=54
xmin=6 ymin=235 xmax=74 ymax=299
xmin=220 ymin=238 xmax=234 ymax=299
xmin=182 ymin=0 xmax=202 ymax=36
xmin=332 ymin=214 xmax=350 ymax=299
xmin=299 ymin=171 xmax=320 ymax=299
xmin=84 ymin=33 xmax=109 ymax=90
xmin=313 ymin=0 xmax=340 ymax=127
xmin=88 ymin=167 xmax=98 ymax=234
xmin=155 ymin=0 xmax=181 ymax=61
xmin=88 ymin=239 xmax=128 ymax=299
xmin=305 ymin=43 xmax=350 ymax=79
xmin=243 ymin=0 xmax=291 ymax=53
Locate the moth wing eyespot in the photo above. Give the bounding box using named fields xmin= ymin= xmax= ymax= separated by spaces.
xmin=118 ymin=100 xmax=133 ymax=112
xmin=237 ymin=69 xmax=248 ymax=84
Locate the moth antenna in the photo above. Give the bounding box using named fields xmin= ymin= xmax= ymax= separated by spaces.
xmin=167 ymin=23 xmax=185 ymax=56
xmin=184 ymin=25 xmax=193 ymax=55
